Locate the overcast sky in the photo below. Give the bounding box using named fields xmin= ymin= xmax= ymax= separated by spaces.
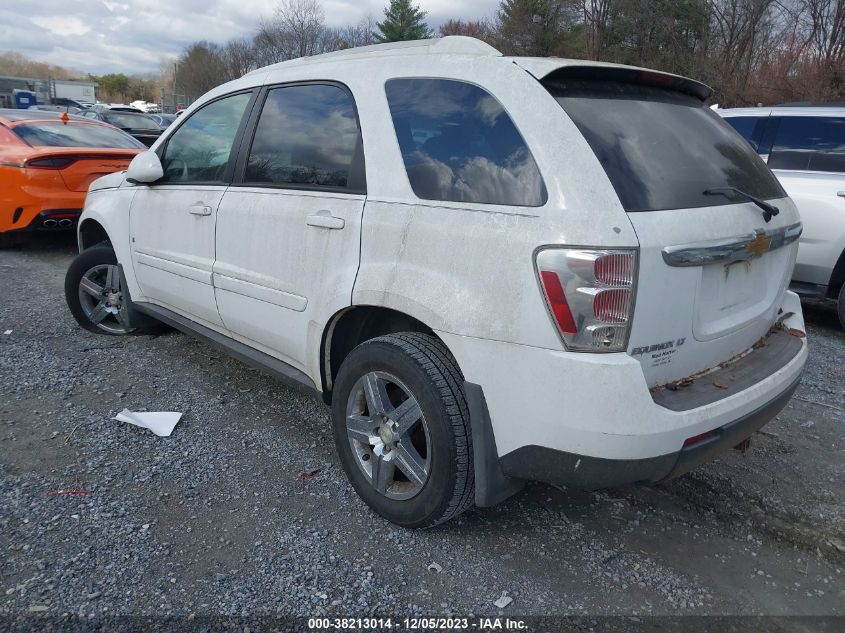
xmin=2 ymin=0 xmax=498 ymax=76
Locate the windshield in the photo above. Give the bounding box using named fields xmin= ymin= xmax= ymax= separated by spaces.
xmin=102 ymin=113 xmax=161 ymax=130
xmin=13 ymin=122 xmax=145 ymax=149
xmin=546 ymin=79 xmax=785 ymax=212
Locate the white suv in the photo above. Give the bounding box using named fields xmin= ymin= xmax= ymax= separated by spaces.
xmin=719 ymin=105 xmax=845 ymax=327
xmin=65 ymin=37 xmax=808 ymax=527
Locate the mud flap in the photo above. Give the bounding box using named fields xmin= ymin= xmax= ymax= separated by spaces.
xmin=117 ymin=264 xmax=160 ymax=330
xmin=464 ymin=381 xmax=525 ymax=507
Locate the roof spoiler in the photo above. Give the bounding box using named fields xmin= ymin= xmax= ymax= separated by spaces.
xmin=513 ymin=59 xmax=712 ymax=101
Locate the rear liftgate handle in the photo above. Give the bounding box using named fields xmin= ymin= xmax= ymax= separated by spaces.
xmin=306 ymin=210 xmax=345 ymax=230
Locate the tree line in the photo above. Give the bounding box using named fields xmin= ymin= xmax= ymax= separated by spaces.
xmin=5 ymin=0 xmax=843 ymax=107
xmin=173 ymin=0 xmax=845 ymax=107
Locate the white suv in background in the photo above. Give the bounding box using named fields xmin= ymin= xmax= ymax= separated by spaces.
xmin=65 ymin=37 xmax=807 ymax=527
xmin=720 ymin=105 xmax=845 ymax=327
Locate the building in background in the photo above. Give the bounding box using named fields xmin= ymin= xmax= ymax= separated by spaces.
xmin=0 ymin=77 xmax=97 ymax=108
xmin=0 ymin=76 xmax=49 ymax=108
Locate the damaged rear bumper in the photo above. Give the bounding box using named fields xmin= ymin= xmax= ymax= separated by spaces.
xmin=497 ymin=371 xmax=801 ymax=491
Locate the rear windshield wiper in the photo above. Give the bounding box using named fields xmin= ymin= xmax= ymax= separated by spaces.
xmin=703 ymin=187 xmax=780 ymax=223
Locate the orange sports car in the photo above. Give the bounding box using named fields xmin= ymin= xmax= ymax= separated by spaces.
xmin=0 ymin=109 xmax=144 ymax=245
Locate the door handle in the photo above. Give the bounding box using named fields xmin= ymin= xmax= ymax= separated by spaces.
xmin=188 ymin=204 xmax=212 ymax=216
xmin=306 ymin=211 xmax=345 ymax=230
xmin=837 ymin=191 xmax=845 ymax=198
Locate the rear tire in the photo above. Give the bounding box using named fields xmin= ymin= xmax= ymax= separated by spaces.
xmin=65 ymin=246 xmax=159 ymax=335
xmin=332 ymin=333 xmax=474 ymax=528
xmin=837 ymin=283 xmax=845 ymax=330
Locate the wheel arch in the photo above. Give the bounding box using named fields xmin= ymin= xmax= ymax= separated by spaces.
xmin=320 ymin=305 xmax=440 ymax=402
xmin=827 ymin=246 xmax=845 ymax=299
xmin=78 ymin=218 xmax=111 ymax=251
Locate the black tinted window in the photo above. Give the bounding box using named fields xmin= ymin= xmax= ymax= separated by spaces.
xmin=102 ymin=113 xmax=160 ymax=130
xmin=244 ymin=84 xmax=361 ymax=190
xmin=385 ymin=78 xmax=547 ymax=206
xmin=13 ymin=122 xmax=144 ymax=149
xmin=161 ymin=92 xmax=251 ymax=183
xmin=769 ymin=117 xmax=845 ymax=173
xmin=548 ymin=80 xmax=784 ymax=212
xmin=724 ymin=116 xmax=762 ymax=150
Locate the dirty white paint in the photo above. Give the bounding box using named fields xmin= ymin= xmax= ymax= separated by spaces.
xmin=76 ymin=37 xmax=808 ymax=469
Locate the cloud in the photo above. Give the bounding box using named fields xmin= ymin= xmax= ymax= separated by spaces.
xmin=5 ymin=0 xmax=498 ymax=76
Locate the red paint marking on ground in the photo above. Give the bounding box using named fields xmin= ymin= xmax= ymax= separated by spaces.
xmin=296 ymin=470 xmax=321 ymax=485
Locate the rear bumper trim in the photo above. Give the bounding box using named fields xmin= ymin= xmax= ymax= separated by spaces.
xmin=650 ymin=327 xmax=804 ymax=412
xmin=5 ymin=209 xmax=82 ymax=233
xmin=662 ymin=222 xmax=802 ymax=267
xmin=499 ymin=372 xmax=802 ymax=490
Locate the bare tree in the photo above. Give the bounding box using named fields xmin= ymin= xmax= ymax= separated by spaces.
xmin=803 ymin=0 xmax=845 ymax=63
xmin=222 ymin=37 xmax=259 ymax=79
xmin=174 ymin=42 xmax=228 ymax=98
xmin=582 ymin=0 xmax=613 ymax=59
xmin=439 ymin=18 xmax=495 ymax=41
xmin=254 ymin=0 xmax=337 ymax=63
xmin=495 ymin=0 xmax=581 ymax=57
xmin=334 ymin=15 xmax=380 ymax=49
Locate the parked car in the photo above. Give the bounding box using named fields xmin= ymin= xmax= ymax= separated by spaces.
xmin=147 ymin=113 xmax=178 ymax=129
xmin=52 ymin=97 xmax=89 ymax=110
xmin=82 ymin=110 xmax=163 ymax=147
xmin=130 ymin=100 xmax=162 ymax=114
xmin=28 ymin=104 xmax=84 ymax=115
xmin=0 ymin=109 xmax=143 ymax=246
xmin=719 ymin=105 xmax=845 ymax=328
xmin=90 ymin=104 xmax=143 ymax=113
xmin=64 ymin=37 xmax=807 ymax=527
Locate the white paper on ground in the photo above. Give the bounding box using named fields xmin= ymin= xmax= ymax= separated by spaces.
xmin=112 ymin=409 xmax=183 ymax=437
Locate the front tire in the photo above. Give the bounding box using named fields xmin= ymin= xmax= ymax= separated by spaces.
xmin=332 ymin=333 xmax=474 ymax=528
xmin=838 ymin=283 xmax=845 ymax=330
xmin=65 ymin=246 xmax=138 ymax=335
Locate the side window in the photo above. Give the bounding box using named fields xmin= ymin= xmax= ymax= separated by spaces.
xmin=244 ymin=84 xmax=362 ymax=190
xmin=724 ymin=116 xmax=763 ymax=151
xmin=385 ymin=78 xmax=547 ymax=207
xmin=160 ymin=92 xmax=252 ymax=184
xmin=768 ymin=116 xmax=845 ymax=173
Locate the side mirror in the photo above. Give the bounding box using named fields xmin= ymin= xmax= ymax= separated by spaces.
xmin=126 ymin=151 xmax=163 ymax=184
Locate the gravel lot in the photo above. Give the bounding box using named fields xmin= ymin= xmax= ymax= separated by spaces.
xmin=1 ymin=235 xmax=843 ymax=621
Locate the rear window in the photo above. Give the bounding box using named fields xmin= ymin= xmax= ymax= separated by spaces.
xmin=386 ymin=78 xmax=547 ymax=207
xmin=547 ymin=79 xmax=784 ymax=212
xmin=12 ymin=122 xmax=145 ymax=149
xmin=768 ymin=116 xmax=845 ymax=173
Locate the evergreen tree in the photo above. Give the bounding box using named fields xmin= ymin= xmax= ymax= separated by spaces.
xmin=375 ymin=0 xmax=433 ymax=43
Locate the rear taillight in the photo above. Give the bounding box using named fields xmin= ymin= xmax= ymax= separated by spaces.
xmin=536 ymin=248 xmax=638 ymax=352
xmin=26 ymin=157 xmax=77 ymax=169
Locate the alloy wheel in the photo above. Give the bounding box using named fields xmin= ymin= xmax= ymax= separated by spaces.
xmin=345 ymin=371 xmax=431 ymax=500
xmin=77 ymin=264 xmax=133 ymax=334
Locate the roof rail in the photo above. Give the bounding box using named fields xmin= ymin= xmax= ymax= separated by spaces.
xmin=245 ymin=36 xmax=502 ymax=76
xmin=776 ymin=102 xmax=845 ymax=107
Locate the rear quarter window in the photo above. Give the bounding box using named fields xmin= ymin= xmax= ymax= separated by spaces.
xmin=385 ymin=78 xmax=547 ymax=207
xmin=547 ymin=79 xmax=784 ymax=212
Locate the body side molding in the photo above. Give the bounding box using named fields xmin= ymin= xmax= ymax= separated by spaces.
xmin=133 ymin=302 xmax=320 ymax=397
